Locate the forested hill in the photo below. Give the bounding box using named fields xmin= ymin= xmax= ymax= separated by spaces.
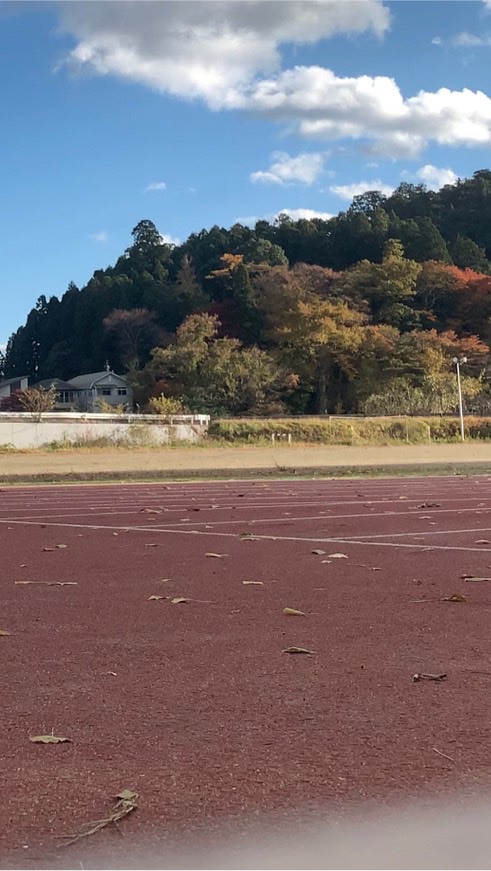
xmin=4 ymin=169 xmax=491 ymax=416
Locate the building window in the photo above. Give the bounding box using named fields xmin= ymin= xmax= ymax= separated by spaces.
xmin=101 ymin=388 xmax=112 ymax=396
xmin=117 ymin=388 xmax=127 ymax=396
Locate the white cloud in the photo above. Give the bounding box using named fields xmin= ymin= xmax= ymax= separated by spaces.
xmin=234 ymin=208 xmax=333 ymax=225
xmin=56 ymin=2 xmax=491 ymax=159
xmin=89 ymin=230 xmax=108 ymax=243
xmin=330 ymin=179 xmax=394 ymax=200
xmin=432 ymin=31 xmax=491 ymax=48
xmin=250 ymin=151 xmax=327 ymax=185
xmin=58 ymin=1 xmax=389 ymax=109
xmin=234 ymin=215 xmax=260 ymax=227
xmin=274 ymin=208 xmax=333 ymax=221
xmin=452 ymin=32 xmax=491 ymax=47
xmin=144 ymin=181 xmax=167 ymax=192
xmin=415 ymin=164 xmax=458 ymax=190
xmin=239 ymin=67 xmax=491 ymax=158
xmin=160 ymin=233 xmax=181 ymax=247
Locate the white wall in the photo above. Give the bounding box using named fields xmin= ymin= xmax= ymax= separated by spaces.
xmin=0 ymin=412 xmax=209 ymax=448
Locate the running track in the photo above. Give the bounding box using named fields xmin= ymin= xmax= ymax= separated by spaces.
xmin=2 ymin=475 xmax=491 ymax=866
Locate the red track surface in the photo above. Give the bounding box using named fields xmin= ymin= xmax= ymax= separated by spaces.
xmin=2 ymin=475 xmax=491 ymax=867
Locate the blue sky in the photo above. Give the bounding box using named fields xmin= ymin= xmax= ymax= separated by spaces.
xmin=2 ymin=0 xmax=491 ymax=348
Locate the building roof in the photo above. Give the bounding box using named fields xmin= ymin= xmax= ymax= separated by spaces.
xmin=68 ymin=370 xmax=128 ymax=389
xmin=34 ymin=378 xmax=78 ymax=392
xmin=0 ymin=375 xmax=29 ymax=388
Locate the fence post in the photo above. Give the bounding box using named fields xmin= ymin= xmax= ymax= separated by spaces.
xmin=271 ymin=433 xmax=275 ymax=445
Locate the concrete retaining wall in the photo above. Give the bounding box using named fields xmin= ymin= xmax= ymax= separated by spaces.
xmin=0 ymin=413 xmax=210 ymax=448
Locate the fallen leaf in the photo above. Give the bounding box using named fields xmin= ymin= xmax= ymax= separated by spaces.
xmin=0 ymin=629 xmax=11 ymax=636
xmin=442 ymin=593 xmax=467 ymax=602
xmin=283 ymin=607 xmax=305 ymax=617
xmin=475 ymin=539 xmax=490 ymax=544
xmin=463 ymin=576 xmax=491 ymax=582
xmin=115 ymin=789 xmax=138 ymax=803
xmin=242 ymin=580 xmax=264 ymax=585
xmin=29 ymin=734 xmax=71 ymax=744
xmin=311 ymin=549 xmax=325 ymax=555
xmin=205 ymin=552 xmax=227 ymax=558
xmin=56 ymin=544 xmax=68 ymax=549
xmin=104 ymin=671 xmax=117 ymax=676
xmin=412 ymin=672 xmax=447 ymax=682
xmin=282 ymin=646 xmax=315 ymax=655
xmin=42 ymin=547 xmax=54 ymax=552
xmin=147 ymin=595 xmax=167 ymax=601
xmin=327 ymin=553 xmax=348 ymax=559
xmin=171 ymin=597 xmax=191 ymax=604
xmin=240 ymin=533 xmax=261 ymax=540
xmin=141 ymin=508 xmax=160 ymax=514
xmin=158 ymin=578 xmax=172 ymax=583
xmin=145 ymin=543 xmax=159 ymax=547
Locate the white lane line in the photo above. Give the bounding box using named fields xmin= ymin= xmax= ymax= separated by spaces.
xmin=2 ymin=493 xmax=488 ymax=514
xmin=337 ymin=525 xmax=491 ymax=540
xmin=0 ymin=518 xmax=240 ymax=537
xmin=3 ymin=504 xmax=491 ymax=527
xmin=1 ymin=517 xmax=490 ymax=553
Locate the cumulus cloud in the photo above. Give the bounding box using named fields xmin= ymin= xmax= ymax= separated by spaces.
xmin=58 ymin=1 xmax=390 ymax=109
xmin=144 ymin=181 xmax=167 ymax=192
xmin=250 ymin=151 xmax=327 ymax=185
xmin=89 ymin=230 xmax=108 ymax=243
xmin=56 ymin=1 xmax=491 ymax=158
xmin=274 ymin=207 xmax=333 ymax=221
xmin=415 ymin=164 xmax=458 ymax=190
xmin=330 ymin=179 xmax=394 ymax=200
xmin=160 ymin=233 xmax=181 ymax=246
xmin=239 ymin=67 xmax=491 ymax=157
xmin=234 ymin=208 xmax=333 ymax=225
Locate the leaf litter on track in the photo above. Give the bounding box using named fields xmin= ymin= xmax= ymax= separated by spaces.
xmin=57 ymin=789 xmax=138 ymax=848
xmin=282 ymin=646 xmax=315 ymax=655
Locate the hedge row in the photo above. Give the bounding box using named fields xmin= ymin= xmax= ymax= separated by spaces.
xmin=208 ymin=416 xmax=491 ymax=444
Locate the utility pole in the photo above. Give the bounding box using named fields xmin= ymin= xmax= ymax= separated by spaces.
xmin=452 ymin=356 xmax=467 ymax=442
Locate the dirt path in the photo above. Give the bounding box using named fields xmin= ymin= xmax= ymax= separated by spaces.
xmin=1 ymin=442 xmax=491 ymax=481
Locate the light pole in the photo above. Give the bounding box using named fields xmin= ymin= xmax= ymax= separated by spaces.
xmin=452 ymin=356 xmax=467 ymax=442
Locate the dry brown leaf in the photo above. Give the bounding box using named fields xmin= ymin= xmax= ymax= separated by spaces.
xmin=171 ymin=597 xmax=191 ymax=604
xmin=141 ymin=508 xmax=160 ymax=514
xmin=443 ymin=593 xmax=467 ymax=602
xmin=327 ymin=553 xmax=348 ymax=559
xmin=282 ymin=646 xmax=315 ymax=655
xmin=147 ymin=595 xmax=167 ymax=601
xmin=240 ymin=533 xmax=261 ymax=540
xmin=115 ymin=789 xmax=138 ymax=802
xmin=29 ymin=734 xmax=71 ymax=744
xmin=463 ymin=576 xmax=491 ymax=582
xmin=311 ymin=549 xmax=325 ymax=555
xmin=283 ymin=607 xmax=305 ymax=617
xmin=205 ymin=552 xmax=227 ymax=558
xmin=475 ymin=539 xmax=491 ymax=544
xmin=56 ymin=544 xmax=68 ymax=549
xmin=0 ymin=629 xmax=11 ymax=636
xmin=242 ymin=580 xmax=264 ymax=585
xmin=412 ymin=672 xmax=447 ymax=682
xmin=42 ymin=547 xmax=54 ymax=552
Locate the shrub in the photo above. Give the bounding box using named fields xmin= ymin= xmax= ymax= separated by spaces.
xmin=146 ymin=395 xmax=185 ymax=415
